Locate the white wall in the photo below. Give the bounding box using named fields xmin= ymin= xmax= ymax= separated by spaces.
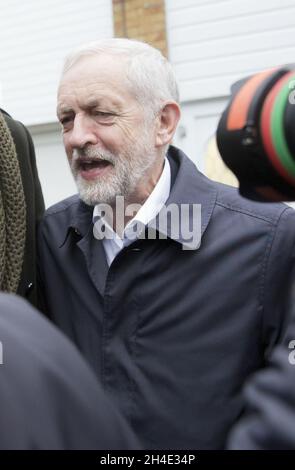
xmin=0 ymin=0 xmax=113 ymax=125
xmin=166 ymin=0 xmax=295 ymax=102
xmin=173 ymin=98 xmax=226 ymax=171
xmin=165 ymin=0 xmax=295 ymax=166
xmin=29 ymin=123 xmax=76 ymax=208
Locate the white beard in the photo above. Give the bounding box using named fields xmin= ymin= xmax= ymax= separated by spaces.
xmin=71 ymin=127 xmax=158 ymax=206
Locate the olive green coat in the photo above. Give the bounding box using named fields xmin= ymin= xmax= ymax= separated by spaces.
xmin=1 ymin=109 xmax=44 ymax=306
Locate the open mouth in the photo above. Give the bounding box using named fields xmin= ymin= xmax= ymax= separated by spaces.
xmin=77 ymin=159 xmax=113 ymax=180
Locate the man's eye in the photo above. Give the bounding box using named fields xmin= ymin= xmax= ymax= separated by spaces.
xmin=93 ymin=111 xmax=116 ymax=125
xmin=60 ymin=117 xmax=72 ymax=125
xmin=59 ymin=116 xmax=73 ymax=133
xmin=93 ymin=111 xmax=114 ymax=118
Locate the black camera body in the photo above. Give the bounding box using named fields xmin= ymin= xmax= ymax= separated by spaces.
xmin=217 ymin=65 xmax=295 ymax=201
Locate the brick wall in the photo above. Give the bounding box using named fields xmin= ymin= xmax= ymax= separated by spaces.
xmin=112 ymin=0 xmax=167 ymax=57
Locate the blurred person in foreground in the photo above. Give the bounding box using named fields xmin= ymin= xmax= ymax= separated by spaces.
xmin=0 ymin=293 xmax=138 ymax=449
xmin=227 ymin=272 xmax=295 ymax=449
xmin=38 ymin=38 xmax=295 ymax=449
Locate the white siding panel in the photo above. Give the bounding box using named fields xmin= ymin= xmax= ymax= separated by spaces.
xmin=166 ymin=0 xmax=295 ymax=101
xmin=167 ymin=0 xmax=295 ymax=28
xmin=176 ymin=46 xmax=295 ymax=80
xmin=176 ymin=46 xmax=295 ymax=101
xmin=171 ymin=29 xmax=295 ymax=64
xmin=169 ymin=8 xmax=295 ymax=46
xmin=168 ymin=0 xmax=219 ymax=10
xmin=0 ymin=0 xmax=113 ymax=125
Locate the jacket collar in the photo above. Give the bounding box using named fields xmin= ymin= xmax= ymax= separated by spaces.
xmin=61 ymin=146 xmax=217 ymax=248
xmin=162 ymin=145 xmax=217 ymax=247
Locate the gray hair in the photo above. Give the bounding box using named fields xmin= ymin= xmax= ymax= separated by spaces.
xmin=62 ymin=38 xmax=179 ymax=115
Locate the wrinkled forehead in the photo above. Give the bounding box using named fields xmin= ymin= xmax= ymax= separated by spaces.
xmin=57 ymin=55 xmax=139 ymax=112
xmin=57 ymin=54 xmax=135 ymax=109
xmin=59 ymin=53 xmax=129 ymax=91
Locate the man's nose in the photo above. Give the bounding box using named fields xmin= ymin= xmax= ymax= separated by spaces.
xmin=68 ymin=115 xmax=97 ymax=149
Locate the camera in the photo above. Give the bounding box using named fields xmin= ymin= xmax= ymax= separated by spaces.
xmin=217 ymin=65 xmax=295 ymax=202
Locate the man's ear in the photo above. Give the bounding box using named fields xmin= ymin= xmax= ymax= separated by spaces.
xmin=155 ymin=102 xmax=181 ymax=148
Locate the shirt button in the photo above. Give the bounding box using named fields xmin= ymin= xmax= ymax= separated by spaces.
xmin=25 ymin=282 xmax=34 ymax=296
xmin=74 ymin=228 xmax=81 ymax=235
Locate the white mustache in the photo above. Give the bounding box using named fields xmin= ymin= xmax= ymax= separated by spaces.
xmin=72 ymin=148 xmax=115 ymax=165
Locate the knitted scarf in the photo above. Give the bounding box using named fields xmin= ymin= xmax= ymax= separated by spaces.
xmin=0 ymin=111 xmax=26 ymax=292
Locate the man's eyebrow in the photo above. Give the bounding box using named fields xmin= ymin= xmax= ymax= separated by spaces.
xmin=84 ymin=99 xmax=100 ymax=108
xmin=56 ymin=105 xmax=73 ymax=116
xmin=56 ymin=98 xmax=122 ymax=117
xmin=85 ymin=98 xmax=122 ymax=111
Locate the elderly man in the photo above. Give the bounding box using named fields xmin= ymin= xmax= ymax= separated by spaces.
xmin=38 ymin=38 xmax=295 ymax=449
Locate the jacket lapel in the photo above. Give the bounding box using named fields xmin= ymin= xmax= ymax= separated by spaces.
xmin=77 ymin=228 xmax=109 ymax=297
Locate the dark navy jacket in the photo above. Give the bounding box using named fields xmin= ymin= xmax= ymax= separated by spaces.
xmin=38 ymin=146 xmax=295 ymax=449
xmin=228 ymin=267 xmax=295 ymax=450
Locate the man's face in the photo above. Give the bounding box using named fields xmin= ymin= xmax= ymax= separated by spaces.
xmin=57 ymin=54 xmax=159 ymax=206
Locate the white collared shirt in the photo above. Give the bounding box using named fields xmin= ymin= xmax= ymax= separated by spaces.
xmin=93 ymin=157 xmax=171 ymax=266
